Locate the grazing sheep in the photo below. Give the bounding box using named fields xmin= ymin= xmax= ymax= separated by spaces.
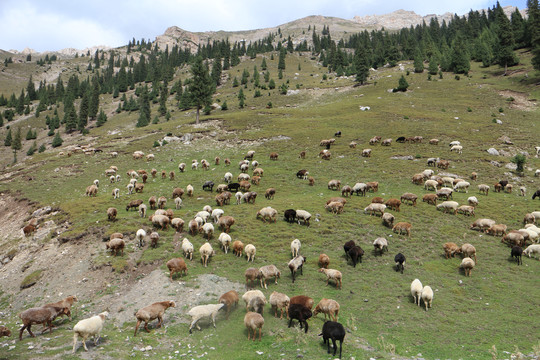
xmin=400 ymin=193 xmax=418 ymax=206
xmin=136 ymin=229 xmax=147 ymax=248
xmin=203 ymin=181 xmax=214 ymax=192
xmin=182 ymin=238 xmax=194 ymax=260
xmin=533 ymin=190 xmax=540 ymax=200
xmin=352 ymin=182 xmax=367 ymax=196
xmin=347 ymin=246 xmax=364 ymax=267
xmin=166 ymin=258 xmax=187 ymax=280
xmin=218 ymin=215 xmax=235 ymax=233
xmin=436 ymin=188 xmax=453 ymax=200
xmin=19 ymin=306 xmax=68 ymax=340
xmin=421 ymin=286 xmax=434 ymax=311
xmin=284 ymin=209 xmax=297 ymax=223
xmin=371 ymin=196 xmax=384 ymax=204
xmin=188 ymin=304 xmax=224 ymax=333
xmin=328 ymin=179 xmax=341 ymax=190
xmin=295 ymin=210 xmax=311 ymax=226
xmin=291 ymin=238 xmax=301 ymax=257
xmin=242 ymin=290 xmax=266 ymax=314
xmin=244 ymin=312 xmax=264 ymax=341
xmin=157 ymin=196 xmax=167 ymax=209
xmin=105 ymin=238 xmax=125 ymax=256
xmin=319 ymin=268 xmax=342 ymax=289
xmin=393 ymin=222 xmax=412 ymax=237
xmin=106 ymin=207 xmax=117 ymax=221
xmin=288 ymin=304 xmax=312 ymax=333
xmin=424 ymin=179 xmax=439 ymax=191
xmin=0 ymin=326 xmax=11 ymax=337
xmin=326 ymin=201 xmax=344 ymax=214
xmin=296 ymin=169 xmax=309 ymax=179
xmin=467 ymin=196 xmax=479 ymax=207
xmin=511 ymin=246 xmax=523 ymax=265
xmin=245 ymin=268 xmax=260 ymax=289
xmin=319 ymin=321 xmax=345 ymax=358
xmin=269 ymin=291 xmax=290 ymax=319
xmin=245 ymin=244 xmax=256 ymax=262
xmin=443 ymin=242 xmax=462 ymax=258
xmin=313 ymin=299 xmax=340 ymax=322
xmin=364 ymin=203 xmax=386 ymax=216
xmin=265 ymin=188 xmax=276 ymax=200
xmin=112 ymin=188 xmax=120 ymax=199
xmin=218 ymin=232 xmax=232 ymax=253
xmin=72 ymin=311 xmax=109 ymax=353
xmin=134 ymin=301 xmax=175 ymax=336
xmin=502 ymin=232 xmax=525 ymax=247
xmin=422 ymin=193 xmax=438 ymax=205
xmin=202 ymin=222 xmax=214 ymax=240
xmin=219 ymin=290 xmax=239 ymax=319
xmin=138 ymin=204 xmax=147 ymax=218
xmin=373 ymin=237 xmax=388 ymax=255
xmin=188 ymin=219 xmax=200 ymax=235
xmin=461 ymin=244 xmax=477 ymax=263
xmin=457 ymin=205 xmax=475 ymax=216
xmin=256 ymin=206 xmax=278 ymax=223
xmin=453 ymin=181 xmax=470 ymax=193
xmin=258 ymin=265 xmax=281 ymax=289
xmin=288 ymin=255 xmax=306 ymax=283
xmin=233 ymin=240 xmax=244 ymax=257
xmin=382 ymin=212 xmax=395 ymax=227
xmin=126 ymin=199 xmax=143 ymax=211
xmin=523 ymin=244 xmax=540 ymax=258
xmin=43 ymin=295 xmax=78 ymax=322
xmin=224 ymin=172 xmax=233 ymax=183
xmin=381 ymin=138 xmax=392 ymax=146
xmin=470 ymin=218 xmax=496 ymax=232
xmin=460 ymin=257 xmax=475 ymax=276
xmin=319 ymin=253 xmax=330 ymax=269
xmin=200 ymin=242 xmax=215 ymax=267
xmin=411 ymin=279 xmax=423 ymax=306
xmin=394 ymin=253 xmax=406 ymax=273
xmin=478 ymin=184 xmax=490 ymax=196
xmin=437 ymin=201 xmax=459 ymax=214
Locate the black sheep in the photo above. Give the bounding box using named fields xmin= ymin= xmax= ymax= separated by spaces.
xmin=394 ymin=253 xmax=406 ymax=273
xmin=284 ymin=209 xmax=296 ymax=223
xmin=343 ymin=240 xmax=356 ymax=256
xmin=296 ymin=169 xmax=308 ymax=179
xmin=202 ymin=181 xmax=214 ymax=192
xmin=396 ymin=136 xmax=406 ymax=143
xmin=319 ymin=321 xmax=345 ymax=358
xmin=227 ymin=183 xmax=240 ymax=192
xmin=288 ymin=304 xmax=312 ymax=333
xmin=532 ymin=190 xmax=540 ymax=200
xmin=498 ymin=180 xmax=509 ymax=188
xmin=334 ymin=131 xmax=342 ymax=137
xmin=348 ymin=246 xmax=364 ymax=267
xmin=511 ymin=246 xmax=523 ymax=265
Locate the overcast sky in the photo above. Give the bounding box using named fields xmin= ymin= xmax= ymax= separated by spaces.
xmin=0 ymin=0 xmax=528 ymax=53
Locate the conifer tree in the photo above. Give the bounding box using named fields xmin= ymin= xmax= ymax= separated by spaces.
xmin=261 ymin=57 xmax=267 ymax=70
xmin=450 ymin=33 xmax=470 ymax=74
xmin=494 ymin=2 xmax=517 ymax=75
xmin=278 ymin=48 xmax=286 ymax=70
xmin=528 ymin=0 xmax=540 ymax=70
xmin=117 ymin=65 xmax=128 ymax=92
xmin=158 ymin=83 xmax=168 ymax=116
xmin=78 ymin=91 xmax=89 ymax=131
xmin=88 ymin=76 xmax=100 ymax=120
xmin=287 ymin=36 xmax=294 ymax=53
xmin=11 ymin=127 xmax=21 ymax=162
xmin=211 ymin=57 xmax=222 ymax=86
xmin=353 ymin=49 xmax=369 ymax=84
xmin=393 ymin=75 xmax=409 ymax=92
xmin=186 ymin=57 xmax=214 ymax=124
xmin=51 ymin=132 xmax=63 ymax=147
xmin=238 ymin=88 xmax=245 ymax=108
xmin=4 ymin=128 xmax=12 ymax=146
xmin=428 ymin=56 xmax=439 ymax=75
xmin=97 ymin=109 xmax=107 ymax=127
xmin=137 ymin=85 xmax=151 ymax=127
xmin=26 ymin=76 xmax=37 ymax=101
xmin=413 ymin=49 xmax=424 ymax=73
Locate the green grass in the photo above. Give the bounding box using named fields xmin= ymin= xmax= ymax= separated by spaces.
xmin=0 ymin=50 xmax=539 ymax=359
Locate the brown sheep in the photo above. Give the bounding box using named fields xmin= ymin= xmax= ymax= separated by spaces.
xmin=299 ymin=151 xmax=306 ymax=159
xmin=393 ymin=222 xmax=412 ymax=237
xmin=422 ymin=194 xmax=438 ymax=205
xmin=151 ymin=169 xmax=157 ymax=178
xmin=412 ymin=174 xmax=425 ymax=185
xmin=385 ymin=198 xmax=401 ymax=212
xmin=43 ymin=295 xmax=78 ymax=322
xmin=366 ymin=181 xmax=379 ymax=192
xmin=233 ymin=240 xmax=244 ymax=257
xmin=19 ymin=306 xmax=68 ymax=340
xmin=149 ymin=196 xmax=157 ymax=210
xmin=0 ymin=325 xmax=11 ymax=337
xmin=265 ymin=188 xmax=276 ymax=199
xmin=161 ymin=170 xmax=166 ymax=179
xmin=142 ymin=173 xmax=148 ymax=183
xmin=443 ymin=242 xmax=462 ymax=258
xmin=189 ymin=219 xmax=200 ymax=235
xmin=157 ymin=196 xmax=167 ymax=209
xmin=326 ymin=197 xmax=347 ymax=206
xmin=270 ymin=152 xmax=279 ymax=160
xmin=308 ymin=176 xmax=315 ymax=186
xmin=85 ymin=185 xmax=98 ymax=197
xmin=126 ymin=199 xmax=143 ymax=211
xmin=239 ymin=181 xmax=251 ymax=191
xmin=251 ymin=176 xmax=261 ymax=185
xmin=341 ymin=185 xmax=352 ymax=197
xmin=134 ymin=301 xmax=176 ymax=336
xmin=169 ymin=171 xmax=175 ymax=181
xmin=172 ymin=188 xmax=185 ymax=199
xmin=400 ymin=193 xmax=418 ymax=206
xmin=313 ymin=298 xmax=340 ymax=322
xmin=166 ymin=258 xmax=187 ymax=280
xmin=150 ymin=232 xmax=159 ymax=248
xmin=218 ymin=215 xmax=235 ymax=233
xmin=325 ymin=201 xmax=344 ymax=214
xmin=289 ymin=295 xmax=314 ymax=310
xmin=106 ymin=238 xmax=125 ymax=256
xmin=461 ymin=244 xmax=477 ymax=263
xmin=215 ymin=156 xmax=220 ymax=165
xmin=486 ymin=224 xmax=507 ymax=236
xmin=318 ymin=254 xmax=330 ymax=269
xmin=219 ymin=290 xmax=239 ymax=319
xmin=244 ymin=312 xmax=264 ymax=341
xmin=23 ymin=223 xmax=37 ymax=237
xmin=134 ymin=183 xmax=144 ymax=193
xmin=328 ymin=180 xmax=341 ymax=190
xmin=371 ymin=197 xmax=384 ymax=204
xmin=107 ymin=207 xmax=117 ymax=221
xmin=245 ymin=268 xmax=260 ymax=289
xmin=224 ymin=158 xmax=231 ymax=166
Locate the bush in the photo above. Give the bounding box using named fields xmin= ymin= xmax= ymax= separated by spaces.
xmin=221 ymin=101 xmax=228 ymax=111
xmin=392 ymin=75 xmax=409 ymax=92
xmin=266 ymin=101 xmax=273 ymax=109
xmin=511 ymin=154 xmax=526 ymax=173
xmin=51 ymin=132 xmax=63 ymax=147
xmin=254 ymin=90 xmax=262 ymax=98
xmin=498 ymin=107 xmax=504 ymax=113
xmin=322 ymin=74 xmax=327 ymax=80
xmin=162 ymin=139 xmax=168 ymax=146
xmin=467 ymin=107 xmax=472 ymax=112
xmin=38 ymin=144 xmax=46 ymax=153
xmin=153 ymin=140 xmax=161 ymax=147
xmin=455 ymin=75 xmax=460 ymax=80
xmin=427 ymin=74 xmax=432 ymax=81
xmin=506 ymin=97 xmax=515 ymax=102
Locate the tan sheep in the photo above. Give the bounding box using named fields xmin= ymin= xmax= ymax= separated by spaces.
xmin=269 ymin=291 xmax=290 ymax=319
xmin=134 ymin=301 xmax=176 ymax=336
xmin=244 ymin=312 xmax=264 ymax=341
xmin=460 ymin=257 xmax=475 ymax=276
xmin=219 ymin=290 xmax=239 ymax=320
xmin=313 ymin=298 xmax=340 ymax=321
xmin=166 ymin=258 xmax=187 ymax=280
xmin=318 ymin=268 xmax=342 ymax=289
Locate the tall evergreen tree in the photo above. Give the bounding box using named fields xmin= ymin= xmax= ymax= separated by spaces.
xmin=4 ymin=128 xmax=12 ymax=146
xmin=26 ymin=75 xmax=37 ymax=101
xmin=16 ymin=89 xmax=25 ymax=115
xmin=353 ymin=49 xmax=369 ymax=84
xmin=493 ymin=2 xmax=517 ymax=75
xmin=287 ymin=36 xmax=294 ymax=53
xmin=51 ymin=131 xmax=63 ymax=147
xmin=78 ymin=91 xmax=89 ymax=131
xmin=158 ymin=82 xmax=168 ymax=116
xmin=449 ymin=33 xmax=470 ymax=74
xmin=211 ymin=57 xmax=222 ymax=87
xmin=65 ymin=105 xmax=78 ymax=133
xmin=137 ymin=85 xmax=151 ymax=127
xmin=428 ymin=56 xmax=439 ymax=75
xmin=238 ymin=88 xmax=245 ymax=108
xmin=117 ymin=65 xmax=128 ymax=92
xmin=413 ymin=48 xmax=424 ymax=73
xmin=88 ymin=76 xmax=100 ymax=120
xmin=278 ymin=48 xmax=286 ymax=70
xmin=96 ymin=109 xmax=107 ymax=127
xmin=11 ymin=127 xmax=22 ymax=162
xmin=261 ymin=57 xmax=267 ymax=70
xmin=187 ymin=57 xmax=214 ymax=124
xmin=528 ymin=0 xmax=540 ymax=70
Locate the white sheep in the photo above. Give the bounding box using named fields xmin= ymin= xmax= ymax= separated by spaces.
xmin=291 ymin=239 xmax=301 ymax=258
xmin=235 ymin=192 xmax=243 ymax=205
xmin=364 ymin=203 xmax=386 ymax=216
xmin=318 ymin=268 xmax=342 ymax=289
xmin=467 ymin=196 xmax=478 ymax=207
xmin=245 ymin=244 xmax=256 ymax=262
xmin=112 ymin=188 xmax=120 ymax=199
xmin=453 ymin=181 xmax=470 ymax=193
xmin=352 ymin=182 xmax=367 ymax=196
xmin=136 ymin=229 xmax=146 ymax=248
xmin=212 ymin=209 xmax=224 ymax=223
xmin=178 ymin=163 xmax=186 ymax=172
xmin=437 ymin=201 xmax=459 ymax=214
xmin=535 ymin=169 xmax=540 ymax=177
xmin=192 ymin=161 xmax=199 ymax=170
xmin=175 ymin=197 xmax=183 ymax=209
xmin=218 ymin=232 xmax=232 ymax=253
xmin=411 ymin=279 xmax=423 ymax=306
xmin=202 ymin=222 xmax=214 ymax=239
xmin=424 ymin=180 xmax=439 ymax=191
xmin=109 ymin=175 xmax=115 ymax=183
xmin=72 ymin=311 xmax=109 ymax=353
xmin=224 ymin=172 xmax=233 ymax=183
xmin=251 ymin=160 xmax=259 ymax=169
xmin=138 ymin=204 xmax=147 ymax=218
xmin=188 ymin=304 xmax=225 ymax=333
xmin=127 ymin=183 xmax=134 ymax=195
xmin=242 ymin=290 xmax=266 ymax=311
xmin=115 ymin=174 xmax=121 ymax=182
xmin=373 ymin=237 xmax=388 ymax=254
xmin=200 ymin=242 xmax=215 ymax=267
xmin=182 ymin=238 xmax=194 ymax=260
xmin=196 ymin=211 xmax=211 ymax=223
xmin=523 ymin=244 xmax=540 ymax=258
xmin=450 ymin=145 xmax=463 ymax=154
xmin=203 ymin=205 xmax=212 ymax=213
xmin=295 ymin=210 xmax=312 ymax=226
xmin=93 ymin=179 xmax=100 ymax=188
xmin=421 ymin=286 xmax=433 ymax=311
xmin=535 ymin=146 xmax=540 ymax=156
xmin=129 ymin=178 xmax=137 ymax=186
xmin=422 ymin=169 xmax=434 ymax=178
xmin=449 ymin=140 xmax=461 ymax=147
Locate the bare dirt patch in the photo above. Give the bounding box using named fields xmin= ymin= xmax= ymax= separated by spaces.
xmin=498 ymin=90 xmax=537 ymax=111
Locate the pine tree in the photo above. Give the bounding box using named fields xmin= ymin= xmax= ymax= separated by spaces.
xmin=26 ymin=141 xmax=37 ymax=156
xmin=78 ymin=91 xmax=89 ymax=131
xmin=428 ymin=56 xmax=439 ymax=75
xmin=51 ymin=132 xmax=63 ymax=147
xmin=187 ymin=57 xmax=214 ymax=124
xmin=241 ymin=69 xmax=249 ymax=85
xmin=261 ymin=57 xmax=267 ymax=70
xmin=4 ymin=128 xmax=12 ymax=146
xmin=232 ymin=77 xmax=239 ymax=87
xmin=269 ymin=79 xmax=276 ymax=89
xmin=88 ymin=76 xmax=100 ymax=120
xmin=137 ymin=85 xmax=151 ymax=127
xmin=287 ymin=36 xmax=294 ymax=53
xmin=26 ymin=75 xmax=37 ymax=101
xmin=0 ymin=112 xmax=3 ymax=127
xmin=528 ymin=0 xmax=540 ymax=70
xmin=413 ymin=49 xmax=424 ymax=73
xmin=158 ymin=83 xmax=168 ymax=116
xmin=65 ymin=106 xmax=78 ymax=133
xmin=353 ymin=49 xmax=369 ymax=84
xmin=278 ymin=48 xmax=286 ymax=70
xmin=450 ymin=33 xmax=470 ymax=74
xmin=26 ymin=128 xmax=33 ymax=140
xmin=393 ymin=75 xmax=409 ymax=92
xmin=238 ymin=88 xmax=245 ymax=108
xmin=11 ymin=127 xmax=22 ymax=162
xmin=117 ymin=65 xmax=128 ymax=92
xmin=211 ymin=57 xmax=222 ymax=86
xmin=16 ymin=89 xmax=25 ymax=114
xmin=96 ymin=109 xmax=107 ymax=127
xmin=494 ymin=2 xmax=517 ymax=75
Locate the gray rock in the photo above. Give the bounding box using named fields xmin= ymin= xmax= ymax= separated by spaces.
xmin=505 ymin=163 xmax=518 ymax=170
xmin=163 ymin=136 xmax=180 ymax=143
xmin=496 ymin=119 xmax=503 ymax=124
xmin=181 ymin=133 xmax=193 ymax=142
xmin=490 ymin=161 xmax=502 ymax=167
xmin=32 ymin=206 xmax=52 ymax=218
xmin=487 ymin=148 xmax=499 ymax=156
xmin=390 ymin=155 xmax=414 ymax=160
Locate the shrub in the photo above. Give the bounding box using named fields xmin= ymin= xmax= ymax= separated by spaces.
xmin=393 ymin=75 xmax=409 ymax=92
xmin=267 ymin=101 xmax=273 ymax=109
xmin=506 ymin=97 xmax=515 ymax=102
xmin=498 ymin=107 xmax=504 ymax=113
xmin=38 ymin=144 xmax=46 ymax=153
xmin=322 ymin=74 xmax=327 ymax=80
xmin=153 ymin=140 xmax=161 ymax=147
xmin=455 ymin=75 xmax=460 ymax=80
xmin=51 ymin=132 xmax=63 ymax=147
xmin=221 ymin=101 xmax=228 ymax=110
xmin=467 ymin=107 xmax=472 ymax=112
xmin=511 ymin=154 xmax=526 ymax=173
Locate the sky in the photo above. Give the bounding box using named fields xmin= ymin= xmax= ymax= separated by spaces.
xmin=0 ymin=0 xmax=528 ymax=53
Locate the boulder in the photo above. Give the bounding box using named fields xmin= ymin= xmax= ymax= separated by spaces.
xmin=487 ymin=148 xmax=499 ymax=156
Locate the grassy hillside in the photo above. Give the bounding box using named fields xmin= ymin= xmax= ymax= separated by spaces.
xmin=0 ymin=48 xmax=539 ymax=360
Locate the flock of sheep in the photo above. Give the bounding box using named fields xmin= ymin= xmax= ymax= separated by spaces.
xmin=10 ymin=135 xmax=540 ymax=357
